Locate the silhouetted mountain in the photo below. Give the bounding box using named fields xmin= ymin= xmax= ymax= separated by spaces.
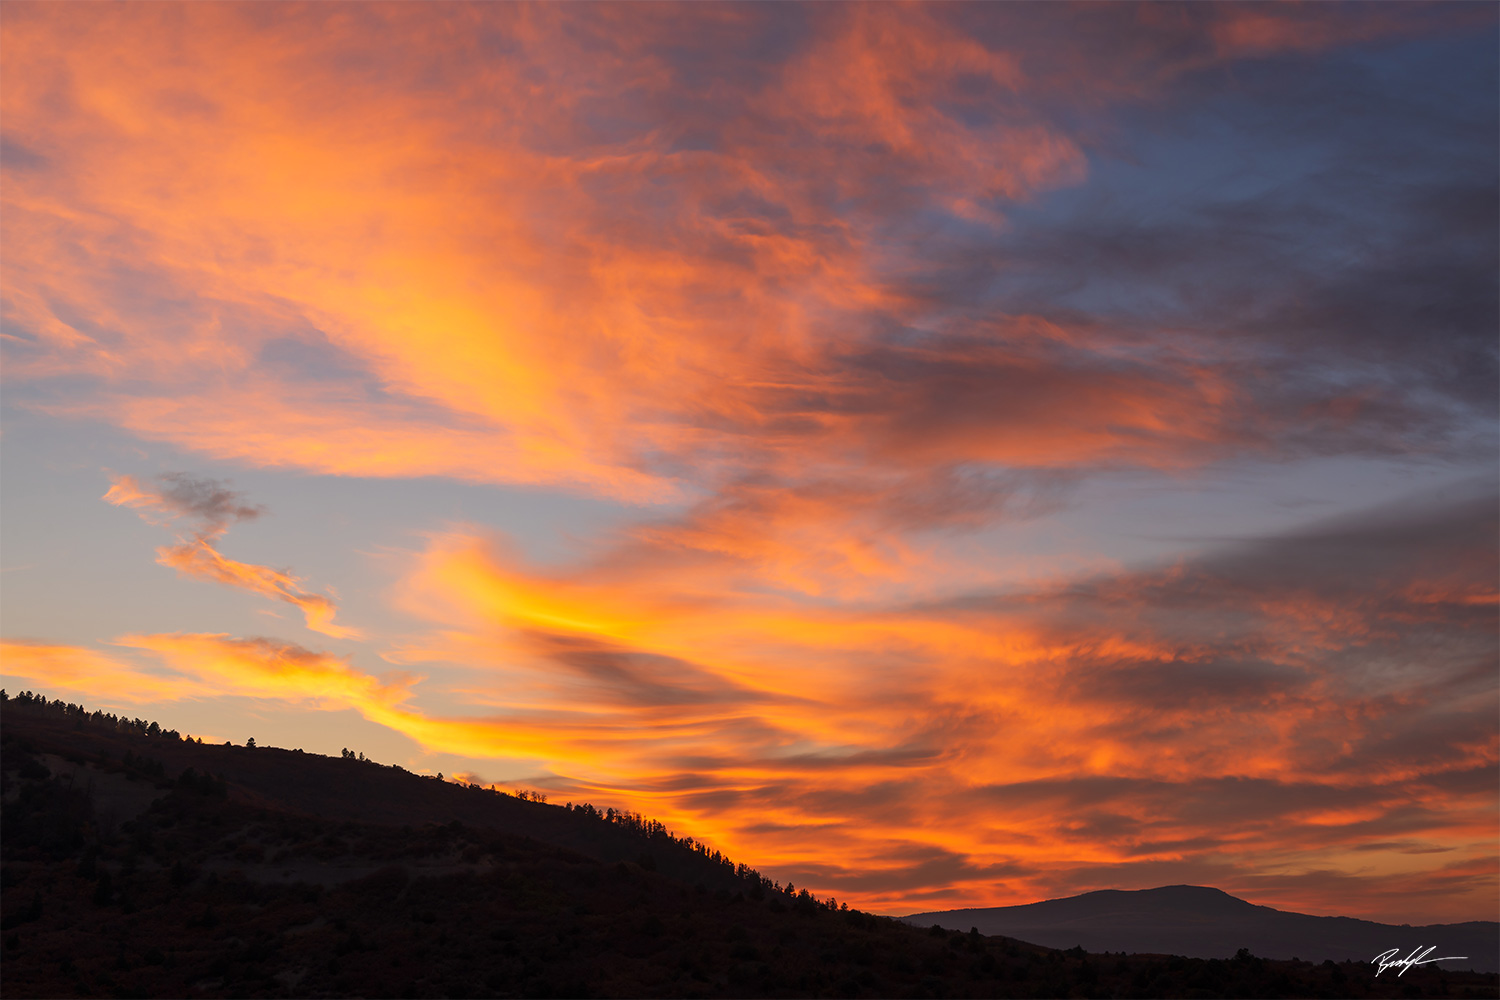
xmin=5 ymin=691 xmax=1497 ymax=999
xmin=904 ymin=885 xmax=1498 ymax=973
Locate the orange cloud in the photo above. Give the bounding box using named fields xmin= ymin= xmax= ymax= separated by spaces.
xmin=3 ymin=633 xmax=429 ymax=751
xmin=0 ymin=635 xmax=409 ymax=715
xmin=1206 ymin=3 xmax=1486 ymax=59
xmin=153 ymin=540 xmax=357 ymax=640
xmin=0 ymin=639 xmax=209 ymax=704
xmin=113 ymin=633 xmax=411 ymax=711
xmin=362 ymin=489 xmax=1498 ymax=919
xmin=3 ymin=3 xmax=1344 ymax=506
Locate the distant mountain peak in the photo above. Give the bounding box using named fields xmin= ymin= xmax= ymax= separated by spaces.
xmin=901 ymin=884 xmax=1498 ymax=971
xmin=1084 ymin=885 xmax=1239 ymax=900
xmin=1145 ymin=884 xmax=1232 ymax=895
xmin=1124 ymin=884 xmax=1256 ymax=906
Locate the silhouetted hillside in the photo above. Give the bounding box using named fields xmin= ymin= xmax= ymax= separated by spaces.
xmin=4 ymin=691 xmax=1496 ymax=999
xmin=906 ymin=885 xmax=1499 ymax=973
xmin=0 ymin=690 xmax=765 ymax=896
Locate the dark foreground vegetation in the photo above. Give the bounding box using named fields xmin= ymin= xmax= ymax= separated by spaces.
xmin=4 ymin=692 xmax=1496 ymax=999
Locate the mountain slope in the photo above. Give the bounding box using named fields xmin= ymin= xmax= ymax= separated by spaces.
xmin=904 ymin=885 xmax=1499 ymax=972
xmin=0 ymin=695 xmax=760 ymax=893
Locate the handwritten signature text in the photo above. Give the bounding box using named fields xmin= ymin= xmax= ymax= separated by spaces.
xmin=1373 ymin=946 xmax=1468 ymax=976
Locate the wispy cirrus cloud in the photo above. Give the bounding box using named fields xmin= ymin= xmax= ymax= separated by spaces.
xmin=6 ymin=4 xmax=1490 ymax=504
xmin=104 ymin=473 xmax=358 ymax=639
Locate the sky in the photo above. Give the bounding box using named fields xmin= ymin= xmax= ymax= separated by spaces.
xmin=1 ymin=2 xmax=1496 ymax=924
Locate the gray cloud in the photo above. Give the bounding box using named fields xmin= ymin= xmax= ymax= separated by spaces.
xmin=152 ymin=473 xmax=266 ymax=536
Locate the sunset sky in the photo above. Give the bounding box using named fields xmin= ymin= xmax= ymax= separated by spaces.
xmin=2 ymin=2 xmax=1496 ymax=924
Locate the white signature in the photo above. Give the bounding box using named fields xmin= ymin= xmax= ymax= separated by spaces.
xmin=1373 ymin=946 xmax=1468 ymax=976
